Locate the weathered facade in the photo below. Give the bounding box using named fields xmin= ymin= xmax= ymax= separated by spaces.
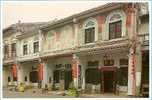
xmin=3 ymin=3 xmax=149 ymax=97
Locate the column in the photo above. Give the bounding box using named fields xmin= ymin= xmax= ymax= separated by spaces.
xmin=81 ymin=58 xmax=86 ymax=92
xmin=128 ymin=47 xmax=136 ymax=96
xmin=17 ymin=62 xmax=23 ymax=85
xmin=127 ymin=4 xmax=138 ymax=96
xmin=135 ymin=43 xmax=142 ymax=96
xmin=42 ymin=62 xmax=48 ymax=88
xmin=72 ymin=54 xmax=79 ymax=88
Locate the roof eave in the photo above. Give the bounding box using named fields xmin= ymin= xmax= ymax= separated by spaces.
xmin=40 ymin=3 xmax=124 ymax=31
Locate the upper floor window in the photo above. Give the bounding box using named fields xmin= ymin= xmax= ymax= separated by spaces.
xmin=106 ymin=10 xmax=126 ymax=40
xmin=109 ymin=20 xmax=122 ymax=39
xmin=109 ymin=14 xmax=122 ymax=39
xmin=84 ymin=19 xmax=97 ymax=44
xmin=4 ymin=45 xmax=9 ymax=58
xmin=33 ymin=41 xmax=39 ymax=53
xmin=11 ymin=43 xmax=16 ymax=57
xmin=23 ymin=44 xmax=28 ymax=55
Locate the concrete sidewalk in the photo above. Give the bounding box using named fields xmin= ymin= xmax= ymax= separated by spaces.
xmin=80 ymin=93 xmax=128 ymax=98
xmin=3 ymin=88 xmax=133 ymax=98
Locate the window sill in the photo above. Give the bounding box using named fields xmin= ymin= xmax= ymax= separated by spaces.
xmin=84 ymin=42 xmax=96 ymax=45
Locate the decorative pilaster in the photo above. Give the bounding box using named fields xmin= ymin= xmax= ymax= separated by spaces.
xmin=17 ymin=62 xmax=23 ymax=84
xmin=72 ymin=54 xmax=79 ymax=88
xmin=135 ymin=42 xmax=142 ymax=96
xmin=38 ymin=59 xmax=48 ymax=89
xmin=128 ymin=47 xmax=136 ymax=96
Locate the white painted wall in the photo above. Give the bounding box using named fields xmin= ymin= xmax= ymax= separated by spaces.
xmin=42 ymin=25 xmax=74 ymax=52
xmin=17 ymin=34 xmax=39 ymax=61
xmin=19 ymin=62 xmax=39 ymax=85
xmin=3 ymin=66 xmax=12 ymax=87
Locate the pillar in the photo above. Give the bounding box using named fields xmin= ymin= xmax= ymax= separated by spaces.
xmin=128 ymin=47 xmax=136 ymax=96
xmin=42 ymin=62 xmax=48 ymax=88
xmin=72 ymin=54 xmax=79 ymax=88
xmin=81 ymin=58 xmax=86 ymax=92
xmin=126 ymin=3 xmax=139 ymax=96
xmin=135 ymin=43 xmax=142 ymax=96
xmin=17 ymin=62 xmax=23 ymax=85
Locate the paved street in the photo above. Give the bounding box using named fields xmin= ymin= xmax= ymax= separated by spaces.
xmin=3 ymin=88 xmax=74 ymax=98
xmin=3 ymin=88 xmax=130 ymax=98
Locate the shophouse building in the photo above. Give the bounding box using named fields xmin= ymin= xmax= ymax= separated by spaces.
xmin=3 ymin=3 xmax=149 ymax=96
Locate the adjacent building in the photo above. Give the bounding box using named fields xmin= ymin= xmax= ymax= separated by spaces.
xmin=3 ymin=3 xmax=149 ymax=97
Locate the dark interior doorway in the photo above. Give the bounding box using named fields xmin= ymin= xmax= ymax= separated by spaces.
xmin=103 ymin=71 xmax=114 ymax=93
xmin=53 ymin=69 xmax=72 ymax=90
xmin=100 ymin=67 xmax=117 ymax=94
xmin=141 ymin=51 xmax=149 ymax=97
xmin=64 ymin=70 xmax=72 ymax=90
xmin=29 ymin=71 xmax=38 ymax=83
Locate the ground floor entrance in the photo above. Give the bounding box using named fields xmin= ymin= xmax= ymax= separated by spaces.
xmin=101 ymin=67 xmax=116 ymax=94
xmin=141 ymin=50 xmax=149 ymax=97
xmin=103 ymin=71 xmax=115 ymax=93
xmin=53 ymin=68 xmax=72 ymax=90
xmin=64 ymin=70 xmax=72 ymax=90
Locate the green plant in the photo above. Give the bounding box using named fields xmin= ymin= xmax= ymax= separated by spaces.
xmin=67 ymin=82 xmax=79 ymax=97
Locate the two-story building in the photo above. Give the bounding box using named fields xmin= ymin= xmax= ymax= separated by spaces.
xmin=39 ymin=3 xmax=149 ymax=96
xmin=3 ymin=21 xmax=47 ymax=87
xmin=3 ymin=3 xmax=149 ymax=97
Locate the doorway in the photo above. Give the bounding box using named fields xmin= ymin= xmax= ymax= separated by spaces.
xmin=141 ymin=51 xmax=149 ymax=97
xmin=100 ymin=67 xmax=117 ymax=94
xmin=64 ymin=70 xmax=72 ymax=90
xmin=103 ymin=71 xmax=114 ymax=93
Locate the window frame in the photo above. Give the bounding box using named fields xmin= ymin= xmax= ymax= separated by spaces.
xmin=85 ymin=27 xmax=95 ymax=43
xmin=4 ymin=44 xmax=9 ymax=58
xmin=117 ymin=58 xmax=128 ymax=86
xmin=105 ymin=10 xmax=126 ymax=40
xmin=23 ymin=44 xmax=28 ymax=55
xmin=109 ymin=20 xmax=122 ymax=39
xmin=83 ymin=18 xmax=98 ymax=44
xmin=33 ymin=41 xmax=39 ymax=53
xmin=11 ymin=43 xmax=16 ymax=57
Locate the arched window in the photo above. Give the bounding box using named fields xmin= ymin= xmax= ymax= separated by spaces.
xmin=84 ymin=18 xmax=97 ymax=43
xmin=109 ymin=13 xmax=122 ymax=39
xmin=105 ymin=10 xmax=126 ymax=40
